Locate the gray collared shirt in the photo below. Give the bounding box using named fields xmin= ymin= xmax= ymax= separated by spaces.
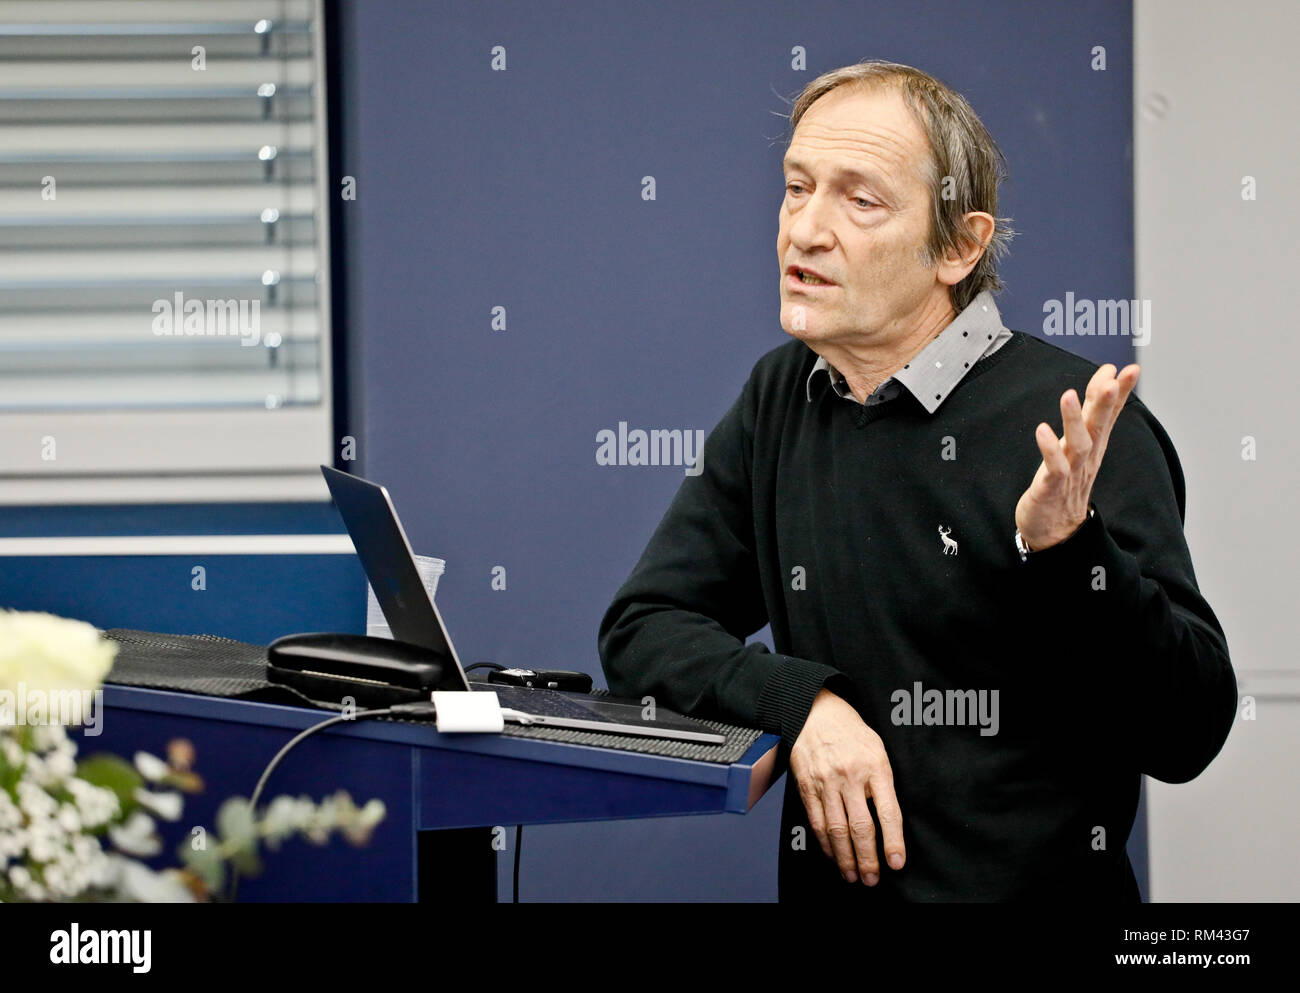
xmin=805 ymin=289 xmax=1012 ymax=413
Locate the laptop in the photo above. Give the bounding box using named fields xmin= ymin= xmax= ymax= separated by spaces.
xmin=321 ymin=465 xmax=726 ymax=745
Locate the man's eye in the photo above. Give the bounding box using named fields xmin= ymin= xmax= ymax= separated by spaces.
xmin=786 ymin=183 xmax=805 ymax=194
xmin=854 ymin=197 xmax=877 ymax=208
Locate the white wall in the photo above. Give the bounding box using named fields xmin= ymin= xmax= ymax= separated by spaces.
xmin=1135 ymin=0 xmax=1299 ymax=902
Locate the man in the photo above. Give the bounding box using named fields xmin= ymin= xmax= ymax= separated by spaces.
xmin=598 ymin=61 xmax=1236 ymax=902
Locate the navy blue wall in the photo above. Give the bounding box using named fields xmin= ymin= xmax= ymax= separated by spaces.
xmin=335 ymin=0 xmax=1141 ymax=900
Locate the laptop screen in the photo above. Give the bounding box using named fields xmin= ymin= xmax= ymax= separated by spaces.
xmin=321 ymin=466 xmax=470 ymax=689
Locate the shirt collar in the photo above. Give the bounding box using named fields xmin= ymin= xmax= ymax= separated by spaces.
xmin=804 ymin=289 xmax=1007 ymax=413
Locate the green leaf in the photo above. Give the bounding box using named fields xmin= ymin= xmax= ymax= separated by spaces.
xmin=229 ymin=845 xmax=263 ymax=877
xmin=0 ymin=754 xmax=22 ymax=795
xmin=216 ymin=797 xmax=255 ymax=844
xmin=216 ymin=798 xmax=262 ymax=876
xmin=259 ymin=795 xmax=299 ymax=848
xmin=178 ymin=841 xmax=225 ymax=895
xmin=76 ymin=754 xmax=143 ymax=815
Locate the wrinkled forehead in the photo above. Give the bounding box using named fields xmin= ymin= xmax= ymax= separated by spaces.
xmin=785 ymin=83 xmax=933 ymax=190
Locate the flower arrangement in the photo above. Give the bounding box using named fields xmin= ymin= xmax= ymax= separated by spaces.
xmin=0 ymin=609 xmax=385 ymax=902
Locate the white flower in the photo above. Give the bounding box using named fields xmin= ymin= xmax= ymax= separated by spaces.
xmin=43 ymin=862 xmax=70 ymax=897
xmin=261 ymin=796 xmax=299 ymax=848
xmin=359 ymin=799 xmax=386 ymax=829
xmin=20 ymin=879 xmax=47 ymax=901
xmin=55 ymin=803 xmax=81 ymax=834
xmin=0 ymin=792 xmax=20 ymax=831
xmin=0 ymin=735 xmax=23 ymax=766
xmin=133 ymin=751 xmax=169 ymax=783
xmin=0 ymin=831 xmax=24 ymax=860
xmin=71 ymin=834 xmax=99 ymax=862
xmin=16 ymin=780 xmax=56 ymax=820
xmin=30 ymin=724 xmax=68 ymax=753
xmin=292 ymin=797 xmax=316 ymax=829
xmin=20 ymin=754 xmax=48 ymax=786
xmin=108 ymin=855 xmax=196 ymax=903
xmin=133 ymin=789 xmax=182 ymax=822
xmin=67 ymin=778 xmax=119 ymax=828
xmin=64 ymin=863 xmax=90 ymax=898
xmin=86 ymin=850 xmax=116 ymax=889
xmin=0 ymin=610 xmax=117 ymax=700
xmin=43 ymin=751 xmax=76 ymax=782
xmin=108 ymin=811 xmax=160 ymax=858
xmin=25 ymin=822 xmax=64 ymax=863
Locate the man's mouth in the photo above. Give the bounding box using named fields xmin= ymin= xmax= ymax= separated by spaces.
xmin=786 ymin=266 xmax=835 ymax=289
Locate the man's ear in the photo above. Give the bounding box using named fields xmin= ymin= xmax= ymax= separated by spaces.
xmin=937 ymin=211 xmax=995 ymax=288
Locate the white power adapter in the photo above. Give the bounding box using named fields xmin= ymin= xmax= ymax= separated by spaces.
xmin=430 ymin=690 xmax=506 ymax=732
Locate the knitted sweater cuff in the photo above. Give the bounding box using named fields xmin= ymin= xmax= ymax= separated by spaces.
xmin=755 ymin=656 xmax=854 ymax=749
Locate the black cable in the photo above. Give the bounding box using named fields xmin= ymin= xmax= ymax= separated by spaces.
xmin=513 ymin=824 xmax=523 ymax=903
xmin=464 ymin=661 xmax=505 ymax=673
xmin=226 ymin=700 xmax=438 ymax=902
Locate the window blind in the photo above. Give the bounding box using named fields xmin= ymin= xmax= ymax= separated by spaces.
xmin=0 ymin=0 xmax=334 ymax=498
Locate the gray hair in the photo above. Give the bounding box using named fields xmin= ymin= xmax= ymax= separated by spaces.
xmin=786 ymin=60 xmax=1015 ymax=311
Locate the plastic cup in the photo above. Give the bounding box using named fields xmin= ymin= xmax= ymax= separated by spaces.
xmin=366 ymin=555 xmax=445 ymax=639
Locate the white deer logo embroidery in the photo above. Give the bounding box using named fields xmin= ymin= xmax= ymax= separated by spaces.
xmin=938 ymin=525 xmax=958 ymax=555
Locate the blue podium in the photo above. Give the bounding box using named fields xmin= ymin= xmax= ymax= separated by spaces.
xmin=96 ymin=684 xmax=782 ymax=901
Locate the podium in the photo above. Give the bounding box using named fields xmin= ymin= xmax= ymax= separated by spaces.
xmin=97 ymin=684 xmax=782 ymax=901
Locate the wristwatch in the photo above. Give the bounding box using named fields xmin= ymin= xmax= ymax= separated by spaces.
xmin=1014 ymin=528 xmax=1032 ymax=563
xmin=1016 ymin=504 xmax=1095 ymax=563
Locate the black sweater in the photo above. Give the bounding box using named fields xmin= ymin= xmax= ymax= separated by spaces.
xmin=598 ymin=331 xmax=1237 ymax=902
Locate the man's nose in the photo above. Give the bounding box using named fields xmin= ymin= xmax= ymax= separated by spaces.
xmin=786 ymin=190 xmax=836 ymax=251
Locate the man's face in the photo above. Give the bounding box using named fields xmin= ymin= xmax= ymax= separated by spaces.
xmin=778 ymin=83 xmax=941 ymax=346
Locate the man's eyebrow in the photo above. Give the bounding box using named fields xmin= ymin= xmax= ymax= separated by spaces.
xmin=782 ymin=157 xmax=897 ymax=195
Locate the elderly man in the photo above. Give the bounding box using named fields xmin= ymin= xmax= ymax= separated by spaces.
xmin=598 ymin=61 xmax=1236 ymax=902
